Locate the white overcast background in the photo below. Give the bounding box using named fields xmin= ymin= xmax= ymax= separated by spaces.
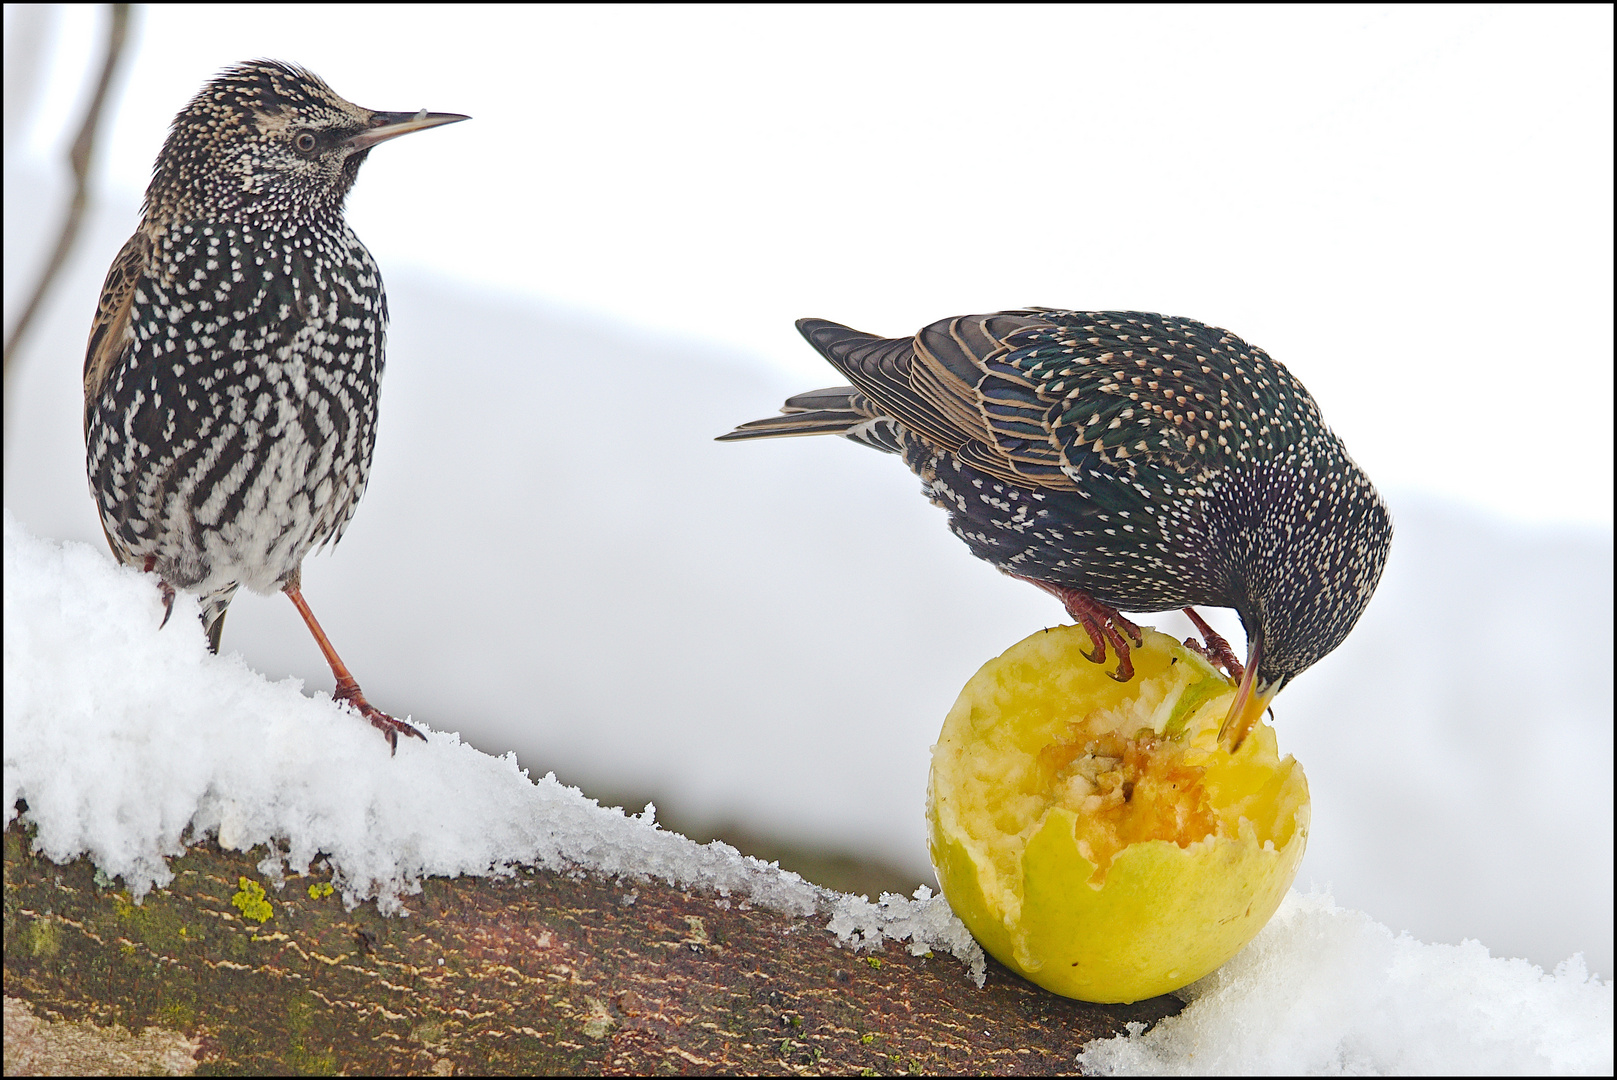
xmin=5 ymin=4 xmax=1613 ymax=980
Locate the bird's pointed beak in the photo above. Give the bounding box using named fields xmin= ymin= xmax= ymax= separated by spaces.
xmin=346 ymin=110 xmax=469 ymax=151
xmin=1218 ymin=636 xmax=1281 ymax=753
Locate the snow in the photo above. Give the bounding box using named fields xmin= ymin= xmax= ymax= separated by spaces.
xmin=2 ymin=511 xmax=982 ymax=977
xmin=1080 ymin=891 xmax=1611 ymax=1076
xmin=6 ymin=514 xmax=1612 ymax=1074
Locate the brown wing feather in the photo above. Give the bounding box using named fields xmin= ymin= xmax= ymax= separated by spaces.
xmin=785 ymin=313 xmax=1141 ymax=492
xmin=794 ymin=321 xmax=968 ymax=452
xmin=910 ymin=312 xmax=1082 ymax=490
xmin=83 ymin=231 xmax=151 ymax=438
xmin=790 ymin=313 xmax=1084 ymax=491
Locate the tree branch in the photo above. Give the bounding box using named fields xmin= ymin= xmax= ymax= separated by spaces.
xmin=3 ymin=820 xmax=1180 ymax=1074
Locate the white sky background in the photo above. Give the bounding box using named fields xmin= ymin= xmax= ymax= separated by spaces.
xmin=8 ymin=3 xmax=1615 ymax=528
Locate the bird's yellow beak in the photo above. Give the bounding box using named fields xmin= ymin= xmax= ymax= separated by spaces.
xmin=1218 ymin=636 xmax=1281 ymax=753
xmin=346 ymin=110 xmax=469 ymax=151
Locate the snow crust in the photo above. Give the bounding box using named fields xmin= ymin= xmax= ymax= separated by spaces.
xmin=1080 ymin=891 xmax=1612 ymax=1076
xmin=2 ymin=512 xmax=982 ymax=978
xmin=5 ymin=514 xmax=1611 ymax=1073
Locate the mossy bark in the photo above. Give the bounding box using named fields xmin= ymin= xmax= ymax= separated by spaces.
xmin=3 ymin=821 xmax=1179 ymax=1074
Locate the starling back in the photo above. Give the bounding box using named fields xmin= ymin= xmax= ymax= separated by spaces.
xmin=83 ymin=60 xmax=467 ymax=751
xmin=720 ymin=310 xmax=1393 ymax=749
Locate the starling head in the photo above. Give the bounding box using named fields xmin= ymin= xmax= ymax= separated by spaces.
xmin=1209 ymin=453 xmax=1392 ymax=747
xmin=1233 ymin=464 xmax=1390 ymax=685
xmin=142 ymin=59 xmax=467 ymax=227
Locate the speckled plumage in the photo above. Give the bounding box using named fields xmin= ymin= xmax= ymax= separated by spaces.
xmin=83 ymin=60 xmax=466 ymax=749
xmin=721 ymin=310 xmax=1392 ymax=727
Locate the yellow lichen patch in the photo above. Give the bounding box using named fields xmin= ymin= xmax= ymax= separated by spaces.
xmin=928 ymin=623 xmax=1309 ymax=1003
xmin=230 ymin=877 xmax=273 ymax=924
xmin=307 ymin=881 xmax=335 ymax=901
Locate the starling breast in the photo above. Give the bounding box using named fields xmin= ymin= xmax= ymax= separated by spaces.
xmin=721 ymin=310 xmax=1393 ymax=736
xmin=83 ymin=60 xmax=465 ymax=748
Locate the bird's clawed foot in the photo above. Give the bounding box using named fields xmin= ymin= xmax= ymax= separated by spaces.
xmin=333 ymin=676 xmax=425 ymax=755
xmin=1180 ymin=607 xmax=1245 ymax=684
xmin=283 ymin=581 xmax=423 ymax=755
xmin=141 ymin=555 xmax=176 ymax=629
xmin=1014 ymin=576 xmax=1143 ymax=682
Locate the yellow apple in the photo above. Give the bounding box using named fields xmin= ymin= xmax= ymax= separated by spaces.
xmin=928 ymin=623 xmax=1309 ymax=1003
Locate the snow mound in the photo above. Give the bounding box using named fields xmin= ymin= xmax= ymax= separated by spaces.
xmin=1 ymin=511 xmax=981 ymax=977
xmin=1080 ymin=890 xmax=1612 ymax=1075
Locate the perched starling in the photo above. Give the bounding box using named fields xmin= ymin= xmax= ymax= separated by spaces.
xmin=720 ymin=311 xmax=1393 ymax=749
xmin=83 ymin=60 xmax=467 ymax=751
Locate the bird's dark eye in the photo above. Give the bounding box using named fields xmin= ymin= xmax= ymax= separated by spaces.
xmin=294 ymin=132 xmax=317 ymax=154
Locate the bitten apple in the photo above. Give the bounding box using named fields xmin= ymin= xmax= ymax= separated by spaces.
xmin=928 ymin=623 xmax=1309 ymax=1003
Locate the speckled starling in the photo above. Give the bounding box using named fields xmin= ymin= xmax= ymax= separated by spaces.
xmin=720 ymin=310 xmax=1393 ymax=749
xmin=83 ymin=60 xmax=467 ymax=750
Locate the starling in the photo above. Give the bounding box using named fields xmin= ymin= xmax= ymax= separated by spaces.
xmin=720 ymin=310 xmax=1393 ymax=749
xmin=83 ymin=60 xmax=467 ymax=751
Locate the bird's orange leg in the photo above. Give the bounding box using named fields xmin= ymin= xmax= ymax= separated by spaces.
xmin=1012 ymin=575 xmax=1143 ymax=682
xmin=141 ymin=555 xmax=176 ymax=629
xmin=282 ymin=583 xmax=424 ymax=753
xmin=1181 ymin=607 xmax=1245 ymax=684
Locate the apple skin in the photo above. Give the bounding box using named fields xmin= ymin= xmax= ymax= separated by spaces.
xmin=928 ymin=623 xmax=1309 ymax=1004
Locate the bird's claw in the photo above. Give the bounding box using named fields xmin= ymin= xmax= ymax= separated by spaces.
xmin=333 ymin=679 xmax=425 ymax=756
xmin=1099 ymin=620 xmax=1138 ymax=679
xmin=141 ymin=556 xmax=177 ymax=629
xmin=1181 ymin=607 xmax=1244 ymax=684
xmin=1011 ymin=575 xmax=1139 ymax=682
xmin=1064 ymin=597 xmax=1140 ymax=683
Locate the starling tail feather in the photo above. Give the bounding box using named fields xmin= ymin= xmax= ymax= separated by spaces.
xmin=720 ymin=310 xmax=1393 ymax=745
xmin=83 ymin=60 xmax=466 ymax=751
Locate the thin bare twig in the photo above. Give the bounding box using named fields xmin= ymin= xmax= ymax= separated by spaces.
xmin=2 ymin=4 xmax=134 ymax=387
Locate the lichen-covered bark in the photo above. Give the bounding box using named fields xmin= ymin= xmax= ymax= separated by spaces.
xmin=3 ymin=821 xmax=1179 ymax=1074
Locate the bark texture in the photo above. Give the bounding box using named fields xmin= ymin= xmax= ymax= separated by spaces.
xmin=3 ymin=821 xmax=1180 ymax=1074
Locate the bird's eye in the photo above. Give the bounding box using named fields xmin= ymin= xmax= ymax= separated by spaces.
xmin=294 ymin=132 xmax=317 ymax=153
